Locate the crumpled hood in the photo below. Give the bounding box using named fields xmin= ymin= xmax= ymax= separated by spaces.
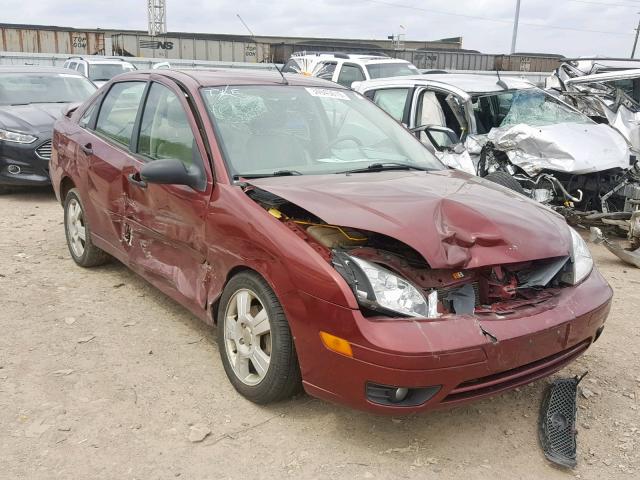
xmin=250 ymin=170 xmax=572 ymax=269
xmin=487 ymin=122 xmax=630 ymax=175
xmin=0 ymin=103 xmax=71 ymax=134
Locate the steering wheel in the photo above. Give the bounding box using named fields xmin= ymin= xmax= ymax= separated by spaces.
xmin=327 ymin=135 xmax=364 ymax=149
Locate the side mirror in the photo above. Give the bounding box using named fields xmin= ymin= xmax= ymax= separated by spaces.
xmin=410 ymin=125 xmax=460 ymax=152
xmin=64 ymin=102 xmax=82 ymax=118
xmin=139 ymin=158 xmax=203 ymax=190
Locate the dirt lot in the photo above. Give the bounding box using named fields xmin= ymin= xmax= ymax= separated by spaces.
xmin=1 ymin=187 xmax=639 ymax=480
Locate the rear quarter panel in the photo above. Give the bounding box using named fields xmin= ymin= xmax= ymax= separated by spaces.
xmin=51 ymin=116 xmax=78 ymax=203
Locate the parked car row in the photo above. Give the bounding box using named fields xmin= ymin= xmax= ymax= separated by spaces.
xmin=0 ymin=61 xmax=617 ymax=416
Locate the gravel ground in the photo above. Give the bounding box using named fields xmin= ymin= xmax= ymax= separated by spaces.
xmin=1 ymin=187 xmax=639 ymax=480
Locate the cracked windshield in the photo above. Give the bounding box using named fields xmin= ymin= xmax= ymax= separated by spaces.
xmin=203 ymin=85 xmax=442 ymax=177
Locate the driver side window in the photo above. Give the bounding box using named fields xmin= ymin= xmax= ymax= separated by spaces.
xmin=95 ymin=82 xmax=146 ymax=147
xmin=137 ymin=82 xmax=199 ymax=168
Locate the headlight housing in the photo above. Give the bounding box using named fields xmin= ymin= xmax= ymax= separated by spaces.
xmin=334 ymin=252 xmax=433 ymax=317
xmin=569 ymin=227 xmax=593 ymax=285
xmin=0 ymin=128 xmax=37 ymax=144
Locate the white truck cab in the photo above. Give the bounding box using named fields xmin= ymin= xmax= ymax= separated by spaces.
xmin=282 ymin=52 xmax=419 ymax=88
xmin=63 ymin=57 xmax=136 ymax=87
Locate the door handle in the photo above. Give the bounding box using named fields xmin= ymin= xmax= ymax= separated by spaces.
xmin=80 ymin=143 xmax=93 ymax=155
xmin=127 ymin=173 xmax=147 ymax=189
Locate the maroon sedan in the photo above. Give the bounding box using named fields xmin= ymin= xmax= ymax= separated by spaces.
xmin=50 ymin=69 xmax=612 ymax=413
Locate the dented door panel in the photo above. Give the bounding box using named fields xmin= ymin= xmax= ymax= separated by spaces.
xmin=123 ymin=174 xmax=211 ymax=309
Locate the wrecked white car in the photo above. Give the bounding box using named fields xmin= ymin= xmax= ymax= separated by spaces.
xmin=355 ymin=74 xmax=640 ymax=267
xmin=547 ymin=60 xmax=640 ymax=151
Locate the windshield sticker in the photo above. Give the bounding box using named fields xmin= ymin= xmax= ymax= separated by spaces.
xmin=305 ymin=88 xmax=350 ymax=100
xmin=59 ymin=74 xmax=81 ymax=78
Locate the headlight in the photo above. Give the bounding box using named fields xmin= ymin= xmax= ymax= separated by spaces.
xmin=569 ymin=227 xmax=593 ymax=285
xmin=341 ymin=254 xmax=432 ymax=317
xmin=0 ymin=128 xmax=37 ymax=144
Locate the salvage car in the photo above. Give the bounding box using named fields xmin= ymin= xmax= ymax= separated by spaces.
xmin=547 ymin=65 xmax=640 ymax=266
xmin=355 ymin=74 xmax=640 ymax=259
xmin=283 ymin=52 xmax=420 ymax=88
xmin=50 ymin=69 xmax=611 ymax=413
xmin=548 ymin=62 xmax=640 ymax=150
xmin=0 ymin=66 xmax=97 ymax=193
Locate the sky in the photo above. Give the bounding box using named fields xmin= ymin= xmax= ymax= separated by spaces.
xmin=2 ymin=0 xmax=640 ymax=57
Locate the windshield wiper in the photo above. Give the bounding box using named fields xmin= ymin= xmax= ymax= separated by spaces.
xmin=336 ymin=162 xmax=430 ymax=174
xmin=233 ymin=170 xmax=303 ymax=180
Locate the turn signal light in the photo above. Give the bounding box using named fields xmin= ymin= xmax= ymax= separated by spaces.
xmin=319 ymin=331 xmax=353 ymax=357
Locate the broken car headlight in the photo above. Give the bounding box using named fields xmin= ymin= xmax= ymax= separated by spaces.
xmin=0 ymin=128 xmax=37 ymax=144
xmin=346 ymin=255 xmax=430 ymax=317
xmin=569 ymin=227 xmax=593 ymax=285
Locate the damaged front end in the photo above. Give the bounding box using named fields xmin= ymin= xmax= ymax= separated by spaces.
xmin=245 ymin=183 xmax=591 ymax=318
xmin=475 ymin=123 xmax=640 ymax=267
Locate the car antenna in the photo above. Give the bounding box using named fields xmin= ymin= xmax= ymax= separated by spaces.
xmin=274 ymin=64 xmax=289 ymax=85
xmin=496 ymin=70 xmax=508 ymax=90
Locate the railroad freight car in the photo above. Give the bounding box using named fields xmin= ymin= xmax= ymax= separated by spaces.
xmin=112 ymin=33 xmax=270 ymax=63
xmin=0 ymin=24 xmax=105 ymax=55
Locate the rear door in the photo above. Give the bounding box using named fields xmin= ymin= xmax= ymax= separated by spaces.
xmin=361 ymin=85 xmax=414 ymax=124
xmin=123 ymin=79 xmax=213 ymax=309
xmin=78 ymin=80 xmax=147 ymax=252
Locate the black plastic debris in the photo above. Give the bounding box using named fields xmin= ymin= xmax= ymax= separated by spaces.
xmin=539 ymin=373 xmax=587 ymax=468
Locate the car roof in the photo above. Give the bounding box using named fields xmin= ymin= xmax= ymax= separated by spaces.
xmin=358 ymin=73 xmax=535 ymax=94
xmin=0 ymin=65 xmax=84 ymax=76
xmin=290 ymin=53 xmax=411 ymax=65
xmin=68 ymin=57 xmax=133 ymax=64
xmin=131 ymin=68 xmax=348 ymax=88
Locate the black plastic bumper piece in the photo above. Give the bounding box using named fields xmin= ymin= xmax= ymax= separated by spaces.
xmin=539 ymin=374 xmax=586 ymax=468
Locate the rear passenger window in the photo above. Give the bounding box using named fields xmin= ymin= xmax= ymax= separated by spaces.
xmin=371 ymin=88 xmax=409 ymax=122
xmin=137 ymin=83 xmax=199 ymax=168
xmin=95 ymin=82 xmax=146 ymax=147
xmin=336 ymin=64 xmax=365 ymax=87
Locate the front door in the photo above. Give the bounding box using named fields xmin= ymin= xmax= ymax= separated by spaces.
xmin=80 ymin=81 xmax=147 ymax=250
xmin=123 ymin=80 xmax=213 ymax=310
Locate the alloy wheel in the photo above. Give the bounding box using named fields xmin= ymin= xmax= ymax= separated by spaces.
xmin=66 ymin=198 xmax=86 ymax=258
xmin=223 ymin=288 xmax=272 ymax=386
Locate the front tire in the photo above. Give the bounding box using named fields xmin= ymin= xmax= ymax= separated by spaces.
xmin=484 ymin=171 xmax=527 ymax=195
xmin=63 ymin=188 xmax=110 ymax=267
xmin=217 ymin=271 xmax=301 ymax=404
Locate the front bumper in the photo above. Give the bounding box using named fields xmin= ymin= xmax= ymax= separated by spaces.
xmin=0 ymin=137 xmax=52 ymax=187
xmin=290 ymin=267 xmax=612 ymax=414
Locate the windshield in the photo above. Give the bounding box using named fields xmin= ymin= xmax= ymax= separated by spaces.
xmin=366 ymin=63 xmax=419 ymax=79
xmin=202 ymin=85 xmax=443 ymax=177
xmin=472 ymin=88 xmax=591 ymax=131
xmin=0 ymin=73 xmax=97 ymax=106
xmin=88 ymin=63 xmax=135 ymax=81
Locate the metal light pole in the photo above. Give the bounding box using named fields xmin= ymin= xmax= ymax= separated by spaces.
xmin=632 ymin=14 xmax=640 ymax=59
xmin=510 ymin=0 xmax=522 ymax=54
xmin=147 ymin=0 xmax=167 ymax=36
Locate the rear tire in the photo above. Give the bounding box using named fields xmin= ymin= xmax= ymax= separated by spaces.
xmin=484 ymin=171 xmax=526 ymax=195
xmin=63 ymin=188 xmax=110 ymax=267
xmin=217 ymin=271 xmax=301 ymax=404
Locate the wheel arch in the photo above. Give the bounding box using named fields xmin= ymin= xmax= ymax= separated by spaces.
xmin=59 ymin=176 xmax=76 ymax=206
xmin=209 ymin=265 xmax=263 ymax=326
